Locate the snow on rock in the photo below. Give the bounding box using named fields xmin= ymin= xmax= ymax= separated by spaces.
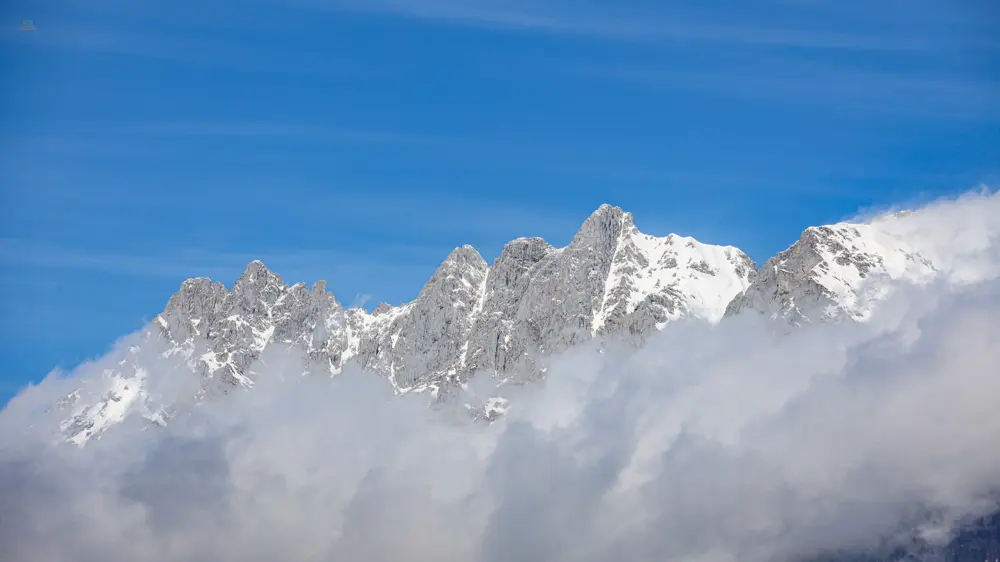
xmin=726 ymin=191 xmax=1000 ymax=323
xmin=55 ymin=193 xmax=1000 ymax=444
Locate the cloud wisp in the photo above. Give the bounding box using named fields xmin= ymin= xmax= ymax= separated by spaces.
xmin=309 ymin=0 xmax=990 ymax=53
xmin=0 ymin=23 xmax=357 ymax=76
xmin=2 ymin=191 xmax=1000 ymax=562
xmin=96 ymin=122 xmax=435 ymax=145
xmin=561 ymin=57 xmax=1000 ymax=122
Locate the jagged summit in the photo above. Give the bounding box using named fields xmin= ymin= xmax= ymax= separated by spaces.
xmin=589 ymin=202 xmax=627 ymax=217
xmin=58 ymin=195 xmax=1000 ymax=446
xmin=441 ymin=244 xmax=488 ymax=268
xmin=236 ymin=259 xmax=276 ymax=280
xmin=573 ymin=204 xmax=633 ymax=250
xmin=723 ymin=194 xmax=1000 ymax=322
xmin=58 ymin=204 xmax=760 ymax=444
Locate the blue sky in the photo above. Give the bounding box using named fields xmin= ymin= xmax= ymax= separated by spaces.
xmin=1 ymin=0 xmax=998 ymax=402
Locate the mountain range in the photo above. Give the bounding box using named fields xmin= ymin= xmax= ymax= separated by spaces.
xmin=55 ymin=199 xmax=996 ymax=446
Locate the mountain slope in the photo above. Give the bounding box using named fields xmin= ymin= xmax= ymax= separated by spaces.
xmin=55 ymin=193 xmax=1000 ymax=445
xmin=56 ymin=204 xmax=756 ymax=444
xmin=726 ymin=194 xmax=1000 ymax=323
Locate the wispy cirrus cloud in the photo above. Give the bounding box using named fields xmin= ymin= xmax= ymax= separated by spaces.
xmin=0 ymin=24 xmax=359 ymax=76
xmin=563 ymin=59 xmax=1000 ymax=121
xmin=0 ymin=238 xmax=440 ymax=284
xmin=98 ymin=121 xmax=438 ymax=145
xmin=301 ymin=0 xmax=992 ymax=52
xmin=0 ymin=187 xmax=592 ymax=293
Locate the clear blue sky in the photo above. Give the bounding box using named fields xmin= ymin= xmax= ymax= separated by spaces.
xmin=1 ymin=0 xmax=998 ymax=403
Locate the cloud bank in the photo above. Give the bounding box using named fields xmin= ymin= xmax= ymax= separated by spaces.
xmin=2 ymin=197 xmax=1000 ymax=562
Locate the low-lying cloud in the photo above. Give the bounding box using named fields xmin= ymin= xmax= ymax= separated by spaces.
xmin=2 ymin=198 xmax=1000 ymax=562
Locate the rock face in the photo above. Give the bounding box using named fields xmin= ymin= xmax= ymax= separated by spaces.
xmin=724 ymin=196 xmax=1000 ymax=323
xmin=725 ymin=223 xmax=933 ymax=324
xmin=160 ymin=205 xmax=754 ymax=391
xmin=57 ymin=195 xmax=1000 ymax=445
xmin=57 ymin=205 xmax=757 ymax=444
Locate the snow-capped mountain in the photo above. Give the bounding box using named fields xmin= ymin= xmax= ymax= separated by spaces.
xmin=159 ymin=205 xmax=755 ymax=390
xmin=55 ymin=195 xmax=1000 ymax=445
xmin=727 ymin=195 xmax=1000 ymax=323
xmin=57 ymin=205 xmax=756 ymax=444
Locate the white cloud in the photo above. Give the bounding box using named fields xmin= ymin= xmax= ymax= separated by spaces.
xmin=2 ymin=195 xmax=1000 ymax=562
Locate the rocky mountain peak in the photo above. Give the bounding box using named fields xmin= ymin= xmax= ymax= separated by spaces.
xmin=590 ymin=203 xmax=630 ymax=220
xmin=233 ymin=260 xmax=282 ymax=290
xmin=725 ymin=217 xmax=945 ymax=323
xmin=443 ymin=244 xmax=488 ymax=269
xmin=572 ymin=204 xmax=634 ymax=254
xmin=419 ymin=246 xmax=489 ymax=300
xmin=68 ymin=197 xmax=991 ymax=446
xmin=500 ymin=237 xmax=554 ymax=257
xmin=491 ymin=237 xmax=555 ymax=288
xmin=164 ymin=277 xmax=225 ymax=313
xmin=159 ymin=278 xmax=226 ymax=341
xmin=228 ymin=260 xmax=284 ymax=317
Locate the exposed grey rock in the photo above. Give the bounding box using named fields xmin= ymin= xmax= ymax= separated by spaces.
xmin=724 ymin=222 xmax=940 ymax=324
xmin=52 ymin=194 xmax=1000 ymax=446
xmin=155 ymin=206 xmax=755 ymax=390
xmin=357 ymin=245 xmax=490 ymax=390
xmin=58 ymin=205 xmax=760 ymax=443
xmin=465 ymin=236 xmax=556 ymax=379
xmin=515 ymin=204 xmax=632 ymax=354
xmin=269 ymin=280 xmax=349 ymax=375
xmin=725 ymin=227 xmax=837 ymax=325
xmin=159 ymin=277 xmax=226 ymax=343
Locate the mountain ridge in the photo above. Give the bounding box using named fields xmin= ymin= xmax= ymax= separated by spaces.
xmin=55 ymin=193 xmax=1000 ymax=445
